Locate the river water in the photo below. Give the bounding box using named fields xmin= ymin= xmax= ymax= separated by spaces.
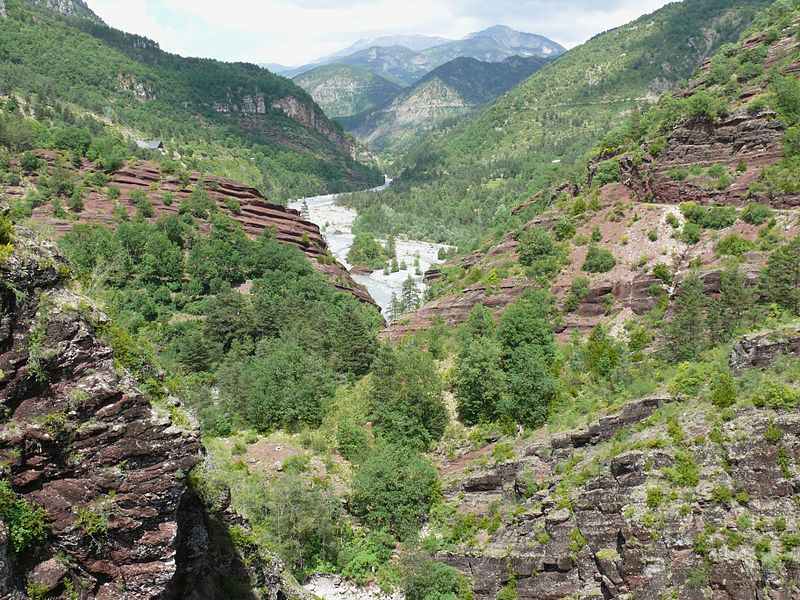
xmin=288 ymin=180 xmax=450 ymax=315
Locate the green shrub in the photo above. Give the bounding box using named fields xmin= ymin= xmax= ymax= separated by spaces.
xmin=582 ymin=246 xmax=616 ymax=273
xmin=337 ymin=420 xmax=370 ymax=463
xmin=711 ymin=375 xmax=736 ymax=409
xmin=652 ymin=263 xmax=672 ymax=284
xmin=0 ymin=480 xmax=48 ymax=552
xmin=663 ymin=450 xmax=700 ymax=488
xmin=716 ymin=234 xmax=754 ymax=256
xmin=682 ymin=222 xmax=702 ymax=245
xmin=741 ymin=203 xmax=773 ymax=225
xmin=752 ymin=380 xmax=800 ymax=409
xmin=593 ymin=160 xmax=620 ymax=187
xmin=554 ymin=217 xmax=576 ymax=241
xmin=402 ymin=551 xmax=473 ymax=600
xmin=711 ymin=486 xmax=732 ymax=507
xmin=20 ymin=151 xmax=40 ymax=174
xmin=350 ymin=443 xmax=438 ymax=538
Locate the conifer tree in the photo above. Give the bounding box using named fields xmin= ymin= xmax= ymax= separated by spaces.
xmin=666 ymin=269 xmax=707 ymax=361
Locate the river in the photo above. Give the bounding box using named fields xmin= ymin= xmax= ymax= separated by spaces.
xmin=288 ymin=179 xmax=450 ymax=315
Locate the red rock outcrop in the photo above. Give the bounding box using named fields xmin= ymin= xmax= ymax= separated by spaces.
xmin=15 ymin=153 xmax=377 ymax=309
xmin=0 ymin=222 xmax=199 ymax=597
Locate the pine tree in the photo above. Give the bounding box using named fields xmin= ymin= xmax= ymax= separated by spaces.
xmin=401 ymin=276 xmax=421 ymax=312
xmin=455 ymin=337 xmax=505 ymax=425
xmin=666 ymin=269 xmax=707 ymax=362
xmin=759 ymin=236 xmax=800 ymax=314
xmin=709 ymin=262 xmax=754 ymax=344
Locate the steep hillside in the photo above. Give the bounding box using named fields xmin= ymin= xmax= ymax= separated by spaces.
xmin=0 ymin=0 xmax=382 ymax=200
xmin=346 ymin=0 xmax=774 ymax=247
xmin=352 ymin=55 xmax=551 ymax=154
xmin=384 ymin=0 xmax=800 ymax=341
xmin=293 ymin=64 xmax=403 ymax=119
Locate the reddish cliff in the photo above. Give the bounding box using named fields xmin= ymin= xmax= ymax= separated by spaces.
xmin=11 ymin=153 xmax=377 ymax=309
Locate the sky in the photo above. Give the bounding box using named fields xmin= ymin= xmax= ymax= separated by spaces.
xmin=87 ymin=0 xmax=676 ymax=67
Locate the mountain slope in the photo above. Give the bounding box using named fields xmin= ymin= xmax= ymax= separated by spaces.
xmin=293 ymin=64 xmax=403 ymax=119
xmin=323 ymin=33 xmax=452 ymax=61
xmin=345 ymin=0 xmax=775 ymax=247
xmin=351 ymin=55 xmax=551 ymax=153
xmin=0 ymin=0 xmax=382 ymax=199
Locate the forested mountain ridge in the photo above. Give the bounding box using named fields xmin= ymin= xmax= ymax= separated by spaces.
xmin=350 ymin=55 xmax=552 ymax=154
xmin=0 ymin=0 xmax=382 ymax=200
xmin=345 ymin=0 xmax=774 ymax=247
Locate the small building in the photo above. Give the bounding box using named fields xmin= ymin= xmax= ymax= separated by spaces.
xmin=135 ymin=140 xmax=164 ymax=151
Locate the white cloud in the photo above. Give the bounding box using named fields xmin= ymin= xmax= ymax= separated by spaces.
xmin=87 ymin=0 xmax=675 ymax=66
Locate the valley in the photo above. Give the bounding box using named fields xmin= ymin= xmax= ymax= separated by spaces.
xmin=288 ymin=181 xmax=451 ymax=315
xmin=2 ymin=0 xmax=800 ymax=599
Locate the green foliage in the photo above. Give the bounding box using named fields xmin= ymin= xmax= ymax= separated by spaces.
xmin=582 ymin=246 xmax=616 ymax=273
xmin=370 ymin=343 xmax=446 ymax=449
xmin=593 ymin=160 xmax=620 ymax=187
xmin=350 ymin=443 xmax=439 ymax=538
xmin=711 ymin=374 xmax=737 ymax=409
xmin=711 ymin=486 xmax=733 ymax=507
xmin=665 ymin=269 xmax=706 ymax=361
xmin=716 ymin=234 xmax=754 ymax=257
xmin=663 ymin=450 xmax=700 ymax=488
xmin=553 ymin=217 xmax=576 ymax=241
xmin=759 ymin=236 xmax=800 ymax=314
xmin=336 ymin=420 xmax=371 ymax=463
xmin=86 ymin=136 xmax=131 ymax=173
xmin=348 ymin=232 xmax=391 ymax=269
xmin=652 ymin=263 xmax=672 ymax=284
xmin=752 ymin=380 xmax=800 ymax=409
xmin=264 ymin=473 xmax=341 ymax=576
xmin=680 ymin=202 xmax=737 ymax=230
xmin=741 ymin=202 xmax=773 ymax=225
xmin=401 ymin=551 xmax=473 ymax=600
xmin=0 ymin=480 xmax=48 ymax=552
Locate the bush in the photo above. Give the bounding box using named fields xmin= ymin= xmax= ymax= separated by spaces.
xmin=553 ymin=217 xmax=576 ymax=241
xmin=350 ymin=443 xmax=438 ymax=538
xmin=711 ymin=375 xmax=736 ymax=409
xmin=582 ymin=246 xmax=616 ymax=273
xmin=0 ymin=480 xmax=48 ymax=552
xmin=87 ymin=136 xmax=131 ymax=173
xmin=593 ymin=160 xmax=620 ymax=187
xmin=741 ymin=203 xmax=773 ymax=225
xmin=20 ymin=151 xmax=40 ymax=174
xmin=401 ymin=551 xmax=473 ymax=600
xmin=652 ymin=263 xmax=672 ymax=284
xmin=682 ymin=222 xmax=702 ymax=245
xmin=337 ymin=420 xmax=370 ymax=463
xmin=716 ymin=234 xmax=754 ymax=257
xmin=370 ymin=343 xmax=446 ymax=449
xmin=752 ymin=380 xmax=800 ymax=409
xmin=517 ymin=227 xmax=556 ymax=267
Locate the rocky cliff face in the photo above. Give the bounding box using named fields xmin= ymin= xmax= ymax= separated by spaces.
xmin=22 ymin=0 xmax=102 ymax=23
xmin=437 ymin=384 xmax=800 ymax=599
xmin=7 ymin=153 xmax=377 ymax=309
xmin=271 ymin=96 xmax=356 ymax=158
xmin=0 ymin=212 xmax=305 ymax=598
xmin=0 ymin=217 xmax=199 ymax=597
